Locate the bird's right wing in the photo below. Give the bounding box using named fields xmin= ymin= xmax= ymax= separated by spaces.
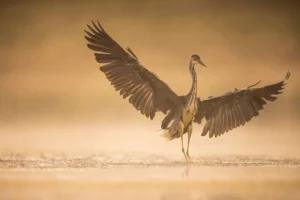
xmin=84 ymin=21 xmax=183 ymax=120
xmin=193 ymin=71 xmax=291 ymax=138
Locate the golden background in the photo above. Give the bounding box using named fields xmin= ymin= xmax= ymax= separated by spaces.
xmin=0 ymin=0 xmax=299 ymax=158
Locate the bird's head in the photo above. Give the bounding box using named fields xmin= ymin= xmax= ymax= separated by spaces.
xmin=191 ymin=54 xmax=207 ymax=67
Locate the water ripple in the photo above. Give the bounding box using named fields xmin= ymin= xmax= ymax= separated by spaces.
xmin=0 ymin=154 xmax=299 ymax=169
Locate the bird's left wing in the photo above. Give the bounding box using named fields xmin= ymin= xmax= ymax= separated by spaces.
xmin=84 ymin=21 xmax=183 ymax=120
xmin=193 ymin=71 xmax=291 ymax=138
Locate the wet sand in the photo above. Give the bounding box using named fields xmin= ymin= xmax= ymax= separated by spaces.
xmin=1 ymin=155 xmax=300 ymax=200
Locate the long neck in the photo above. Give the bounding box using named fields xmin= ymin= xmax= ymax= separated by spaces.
xmin=186 ymin=59 xmax=198 ymax=106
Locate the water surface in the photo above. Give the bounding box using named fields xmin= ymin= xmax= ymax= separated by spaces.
xmin=1 ymin=155 xmax=300 ymax=200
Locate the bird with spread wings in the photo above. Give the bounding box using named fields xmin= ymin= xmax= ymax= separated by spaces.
xmin=84 ymin=21 xmax=290 ymax=161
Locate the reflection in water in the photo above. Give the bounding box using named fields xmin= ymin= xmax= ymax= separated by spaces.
xmin=1 ymin=162 xmax=300 ymax=200
xmin=181 ymin=164 xmax=192 ymax=180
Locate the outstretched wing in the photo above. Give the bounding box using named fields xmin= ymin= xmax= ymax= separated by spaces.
xmin=84 ymin=21 xmax=183 ymax=120
xmin=194 ymin=71 xmax=291 ymax=138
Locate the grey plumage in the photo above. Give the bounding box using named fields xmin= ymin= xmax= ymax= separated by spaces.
xmin=85 ymin=21 xmax=184 ymax=132
xmin=84 ymin=21 xmax=291 ymax=161
xmin=195 ymin=71 xmax=290 ymax=138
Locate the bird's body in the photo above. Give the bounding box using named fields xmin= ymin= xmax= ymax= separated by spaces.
xmin=84 ymin=21 xmax=291 ymax=161
xmin=182 ymin=106 xmax=197 ymax=127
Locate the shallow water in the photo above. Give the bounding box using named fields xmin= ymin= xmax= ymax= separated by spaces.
xmin=1 ymin=155 xmax=300 ymax=200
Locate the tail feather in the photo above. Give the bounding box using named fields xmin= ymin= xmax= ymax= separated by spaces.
xmin=161 ymin=129 xmax=175 ymax=141
xmin=161 ymin=110 xmax=193 ymax=141
xmin=161 ymin=117 xmax=183 ymax=141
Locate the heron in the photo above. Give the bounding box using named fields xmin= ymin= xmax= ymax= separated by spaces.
xmin=84 ymin=21 xmax=291 ymax=162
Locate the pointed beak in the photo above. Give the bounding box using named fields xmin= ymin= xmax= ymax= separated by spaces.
xmin=197 ymin=59 xmax=207 ymax=67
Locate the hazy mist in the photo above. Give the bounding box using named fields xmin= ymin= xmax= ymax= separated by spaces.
xmin=0 ymin=0 xmax=299 ymax=158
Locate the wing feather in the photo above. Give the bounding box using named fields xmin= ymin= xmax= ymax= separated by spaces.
xmin=196 ymin=71 xmax=290 ymax=138
xmin=84 ymin=21 xmax=183 ymax=120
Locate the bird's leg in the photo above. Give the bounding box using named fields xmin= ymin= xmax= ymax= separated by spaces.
xmin=186 ymin=124 xmax=193 ymax=162
xmin=179 ymin=121 xmax=188 ymax=161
